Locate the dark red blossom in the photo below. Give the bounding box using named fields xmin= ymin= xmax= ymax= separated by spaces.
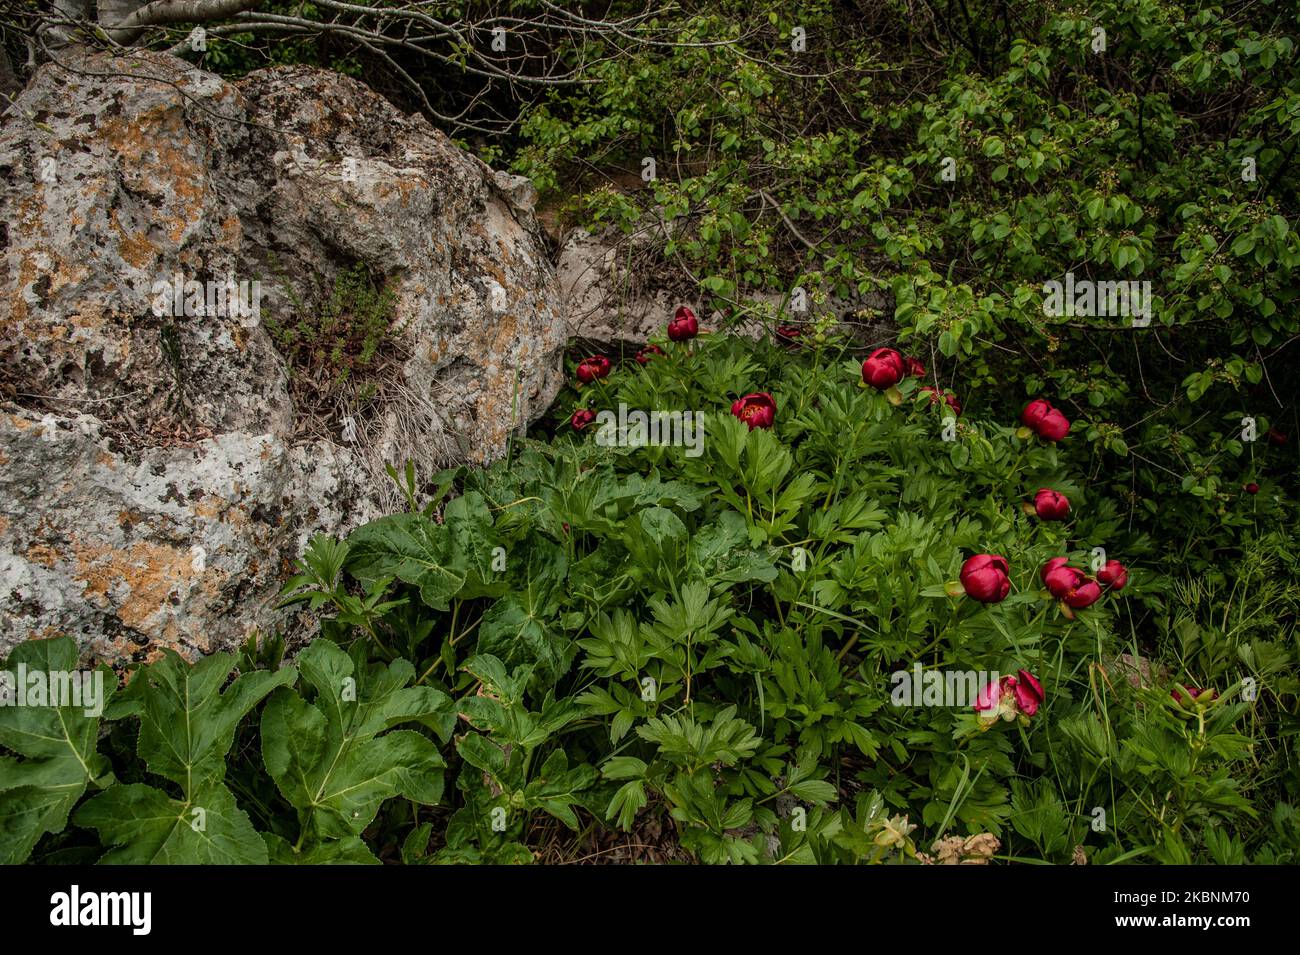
xmin=960 ymin=554 xmax=1011 ymax=603
xmin=1033 ymin=488 xmax=1070 ymax=521
xmin=731 ymin=392 xmax=776 ymax=430
xmin=775 ymin=324 xmax=804 ymax=347
xmin=862 ymin=348 xmax=905 ymax=390
xmin=668 ymin=306 xmax=699 ymax=341
xmin=1041 ymin=558 xmax=1100 ymax=608
xmin=1021 ymin=398 xmax=1070 ymax=442
xmin=1096 ymin=560 xmax=1128 ymax=591
xmin=576 ymin=356 xmax=611 ymax=384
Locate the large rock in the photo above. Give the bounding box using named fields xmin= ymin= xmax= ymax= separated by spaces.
xmin=0 ymin=408 xmax=356 ymax=662
xmin=0 ymin=50 xmax=564 ymax=662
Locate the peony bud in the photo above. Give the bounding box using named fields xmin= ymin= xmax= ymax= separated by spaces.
xmin=960 ymin=554 xmax=1011 ymax=603
xmin=861 ymin=348 xmax=906 ymax=390
xmin=1096 ymin=559 xmax=1128 ymax=591
xmin=1020 ymin=398 xmax=1070 ymax=442
xmin=1021 ymin=398 xmax=1053 ymax=430
xmin=570 ymin=408 xmax=596 ymax=430
xmin=1171 ymin=685 xmax=1217 ymax=707
xmin=667 ymin=306 xmax=699 ymax=341
xmin=1033 ymin=488 xmax=1070 ymax=521
xmin=1041 ymin=558 xmax=1078 ymax=597
xmin=1036 ymin=409 xmax=1071 ymax=442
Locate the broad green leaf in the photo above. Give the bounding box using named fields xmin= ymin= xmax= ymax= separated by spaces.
xmin=261 ymin=641 xmax=447 ymax=843
xmin=345 ymin=512 xmax=469 ymax=610
xmin=265 ymin=832 xmax=381 ymax=864
xmin=476 ymin=537 xmax=569 ymax=679
xmin=75 ymin=782 xmax=268 ymax=864
xmin=0 ymin=636 xmax=116 ymax=863
xmin=115 ymin=649 xmax=295 ymax=792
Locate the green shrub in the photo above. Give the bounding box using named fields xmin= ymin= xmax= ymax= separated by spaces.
xmin=6 ymin=327 xmax=1294 ymax=864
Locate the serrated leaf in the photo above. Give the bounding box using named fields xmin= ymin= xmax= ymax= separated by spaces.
xmin=75 ymin=783 xmax=268 ymax=864
xmin=261 ymin=641 xmax=447 ymax=843
xmin=521 ymin=749 xmax=598 ymax=829
xmin=120 ymin=649 xmax=295 ymax=792
xmin=606 ymin=779 xmax=647 ymax=830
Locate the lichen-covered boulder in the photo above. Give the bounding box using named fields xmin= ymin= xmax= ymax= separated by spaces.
xmin=0 ymin=50 xmax=565 ymax=661
xmin=0 ymin=407 xmax=358 ymax=661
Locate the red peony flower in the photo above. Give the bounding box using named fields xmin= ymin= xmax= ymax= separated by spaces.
xmin=1036 ymin=408 xmax=1071 ymax=441
xmin=576 ymin=356 xmax=611 ymax=384
xmin=960 ymin=554 xmax=1011 ymax=603
xmin=1064 ymin=579 xmax=1102 ymax=609
xmin=635 ymin=345 xmax=665 ymax=365
xmin=1040 ymin=558 xmax=1101 ymax=608
xmin=1013 ymin=669 xmax=1045 ymax=717
xmin=1020 ymin=398 xmax=1070 ymax=442
xmin=862 ymin=348 xmax=906 ymax=390
xmin=903 ymin=356 xmax=926 ymax=378
xmin=731 ymin=392 xmax=777 ymax=430
xmin=1040 ymin=557 xmax=1075 ymax=595
xmin=975 ymin=676 xmax=1005 ymax=714
xmin=667 ymin=306 xmax=699 ymax=341
xmin=1033 ymin=488 xmax=1070 ymax=521
xmin=975 ymin=670 xmax=1044 ymax=723
xmin=1021 ymin=398 xmax=1053 ymax=430
xmin=919 ymin=386 xmax=962 ymax=416
xmin=570 ymin=408 xmax=596 ymax=430
xmin=1244 ymin=482 xmax=1260 ymax=494
xmin=1096 ymin=559 xmax=1128 ymax=591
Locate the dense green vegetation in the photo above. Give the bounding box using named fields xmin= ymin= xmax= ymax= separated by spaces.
xmin=6 ymin=323 xmax=1298 ymax=863
xmin=2 ymin=0 xmax=1297 ymax=863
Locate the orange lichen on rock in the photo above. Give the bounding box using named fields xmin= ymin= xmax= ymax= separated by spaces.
xmin=109 ymin=209 xmax=158 ymax=270
xmin=71 ymin=538 xmax=207 ymax=633
xmin=23 ymin=542 xmax=62 ymax=568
